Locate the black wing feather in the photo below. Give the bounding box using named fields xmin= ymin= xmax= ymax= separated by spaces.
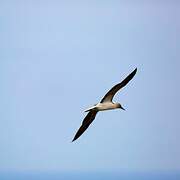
xmin=100 ymin=68 xmax=137 ymax=103
xmin=72 ymin=110 xmax=98 ymax=142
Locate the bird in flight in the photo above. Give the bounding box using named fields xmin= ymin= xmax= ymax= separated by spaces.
xmin=72 ymin=68 xmax=137 ymax=142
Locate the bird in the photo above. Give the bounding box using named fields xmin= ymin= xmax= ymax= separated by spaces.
xmin=72 ymin=68 xmax=137 ymax=142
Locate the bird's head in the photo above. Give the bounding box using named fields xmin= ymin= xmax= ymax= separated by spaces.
xmin=116 ymin=103 xmax=125 ymax=110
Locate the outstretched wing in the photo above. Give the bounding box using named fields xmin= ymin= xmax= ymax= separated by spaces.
xmin=72 ymin=110 xmax=98 ymax=142
xmin=100 ymin=68 xmax=137 ymax=103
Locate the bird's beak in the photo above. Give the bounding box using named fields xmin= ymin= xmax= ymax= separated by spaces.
xmin=121 ymin=106 xmax=125 ymax=111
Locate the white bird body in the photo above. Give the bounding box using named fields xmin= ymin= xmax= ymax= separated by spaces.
xmin=85 ymin=102 xmax=120 ymax=112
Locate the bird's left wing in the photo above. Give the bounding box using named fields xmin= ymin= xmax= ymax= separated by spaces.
xmin=100 ymin=68 xmax=137 ymax=103
xmin=72 ymin=110 xmax=98 ymax=142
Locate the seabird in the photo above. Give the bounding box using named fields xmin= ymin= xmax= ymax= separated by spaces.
xmin=72 ymin=68 xmax=137 ymax=142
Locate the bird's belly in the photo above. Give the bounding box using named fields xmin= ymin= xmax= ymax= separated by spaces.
xmin=96 ymin=103 xmax=116 ymax=111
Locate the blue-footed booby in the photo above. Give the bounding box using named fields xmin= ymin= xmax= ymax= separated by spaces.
xmin=72 ymin=68 xmax=137 ymax=142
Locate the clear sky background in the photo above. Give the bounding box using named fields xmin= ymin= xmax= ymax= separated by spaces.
xmin=0 ymin=0 xmax=180 ymax=173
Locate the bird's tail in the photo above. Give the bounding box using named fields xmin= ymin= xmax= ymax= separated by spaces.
xmin=84 ymin=106 xmax=96 ymax=112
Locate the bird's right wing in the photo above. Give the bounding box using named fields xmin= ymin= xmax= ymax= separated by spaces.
xmin=100 ymin=68 xmax=137 ymax=103
xmin=72 ymin=110 xmax=98 ymax=142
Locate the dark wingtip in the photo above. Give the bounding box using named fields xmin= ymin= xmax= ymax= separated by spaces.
xmin=131 ymin=68 xmax=137 ymax=77
xmin=72 ymin=133 xmax=79 ymax=142
xmin=134 ymin=68 xmax=137 ymax=73
xmin=72 ymin=137 xmax=77 ymax=142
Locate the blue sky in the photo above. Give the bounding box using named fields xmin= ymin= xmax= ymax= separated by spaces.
xmin=0 ymin=1 xmax=180 ymax=172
